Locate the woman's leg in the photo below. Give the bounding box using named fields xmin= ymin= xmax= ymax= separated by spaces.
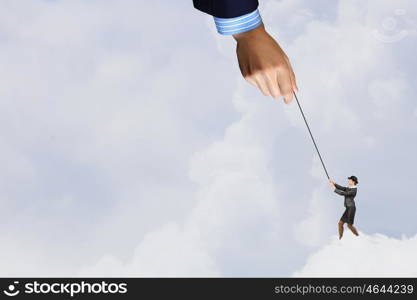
xmin=338 ymin=221 xmax=344 ymax=239
xmin=347 ymin=224 xmax=359 ymax=236
xmin=347 ymin=207 xmax=359 ymax=236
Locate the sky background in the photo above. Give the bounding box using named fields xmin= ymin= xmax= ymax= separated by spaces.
xmin=0 ymin=0 xmax=416 ymax=276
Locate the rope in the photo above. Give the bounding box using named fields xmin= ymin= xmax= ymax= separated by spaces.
xmin=293 ymin=92 xmax=330 ymax=179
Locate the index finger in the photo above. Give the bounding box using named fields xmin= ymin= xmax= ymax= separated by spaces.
xmin=276 ymin=68 xmax=294 ymax=104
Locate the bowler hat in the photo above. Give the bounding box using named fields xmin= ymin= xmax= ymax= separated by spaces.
xmin=348 ymin=175 xmax=358 ymax=184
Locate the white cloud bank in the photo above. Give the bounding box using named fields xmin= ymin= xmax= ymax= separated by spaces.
xmin=1 ymin=0 xmax=416 ymax=277
xmin=294 ymin=232 xmax=417 ymax=277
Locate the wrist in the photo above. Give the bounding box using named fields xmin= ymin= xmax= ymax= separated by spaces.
xmin=233 ymin=23 xmax=266 ymax=42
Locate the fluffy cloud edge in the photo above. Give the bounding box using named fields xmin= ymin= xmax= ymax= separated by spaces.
xmin=293 ymin=231 xmax=417 ymax=277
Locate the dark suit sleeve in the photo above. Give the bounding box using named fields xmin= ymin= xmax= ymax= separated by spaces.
xmin=193 ymin=0 xmax=259 ymax=18
xmin=334 ymin=183 xmax=347 ymax=191
xmin=334 ymin=188 xmax=357 ymax=197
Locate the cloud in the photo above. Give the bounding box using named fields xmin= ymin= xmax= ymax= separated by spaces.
xmin=293 ymin=232 xmax=417 ymax=277
xmin=1 ymin=0 xmax=416 ymax=277
xmin=368 ymin=77 xmax=408 ymax=120
xmin=293 ymin=185 xmax=340 ymax=248
xmin=0 ymin=0 xmax=237 ymax=275
xmin=79 ymin=81 xmax=285 ymax=276
xmin=79 ymin=222 xmax=220 ymax=277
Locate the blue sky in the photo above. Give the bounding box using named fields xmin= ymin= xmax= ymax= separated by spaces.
xmin=0 ymin=0 xmax=416 ymax=276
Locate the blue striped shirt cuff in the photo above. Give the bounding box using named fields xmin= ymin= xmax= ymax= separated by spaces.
xmin=213 ymin=9 xmax=263 ymax=35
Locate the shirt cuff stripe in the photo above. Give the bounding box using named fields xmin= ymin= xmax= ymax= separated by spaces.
xmin=213 ymin=9 xmax=263 ymax=35
xmin=215 ymin=14 xmax=261 ymax=28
